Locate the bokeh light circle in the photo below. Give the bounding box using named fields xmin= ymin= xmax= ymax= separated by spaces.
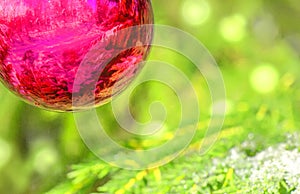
xmin=181 ymin=0 xmax=211 ymax=26
xmin=219 ymin=14 xmax=247 ymax=42
xmin=250 ymin=64 xmax=279 ymax=93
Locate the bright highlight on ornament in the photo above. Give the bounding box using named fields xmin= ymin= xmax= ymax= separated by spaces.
xmin=219 ymin=14 xmax=247 ymax=42
xmin=181 ymin=0 xmax=210 ymax=26
xmin=0 ymin=0 xmax=153 ymax=112
xmin=250 ymin=64 xmax=279 ymax=94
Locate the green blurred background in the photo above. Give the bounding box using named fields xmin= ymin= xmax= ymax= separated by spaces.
xmin=0 ymin=0 xmax=300 ymax=193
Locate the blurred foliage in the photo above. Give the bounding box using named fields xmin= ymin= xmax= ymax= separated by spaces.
xmin=0 ymin=0 xmax=300 ymax=193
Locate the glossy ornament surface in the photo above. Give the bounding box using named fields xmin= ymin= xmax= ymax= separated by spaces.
xmin=0 ymin=0 xmax=153 ymax=111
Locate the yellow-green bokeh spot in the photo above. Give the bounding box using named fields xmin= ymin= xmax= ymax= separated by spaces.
xmin=181 ymin=0 xmax=211 ymax=26
xmin=250 ymin=64 xmax=279 ymax=94
xmin=219 ymin=14 xmax=247 ymax=42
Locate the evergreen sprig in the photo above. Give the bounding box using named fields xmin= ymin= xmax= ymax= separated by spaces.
xmin=47 ymin=77 xmax=300 ymax=194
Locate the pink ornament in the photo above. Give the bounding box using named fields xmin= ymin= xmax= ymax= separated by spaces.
xmin=0 ymin=0 xmax=153 ymax=111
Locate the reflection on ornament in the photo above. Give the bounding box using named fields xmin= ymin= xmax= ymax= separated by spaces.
xmin=0 ymin=0 xmax=153 ymax=111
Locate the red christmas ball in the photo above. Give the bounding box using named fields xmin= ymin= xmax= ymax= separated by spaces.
xmin=0 ymin=0 xmax=153 ymax=111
